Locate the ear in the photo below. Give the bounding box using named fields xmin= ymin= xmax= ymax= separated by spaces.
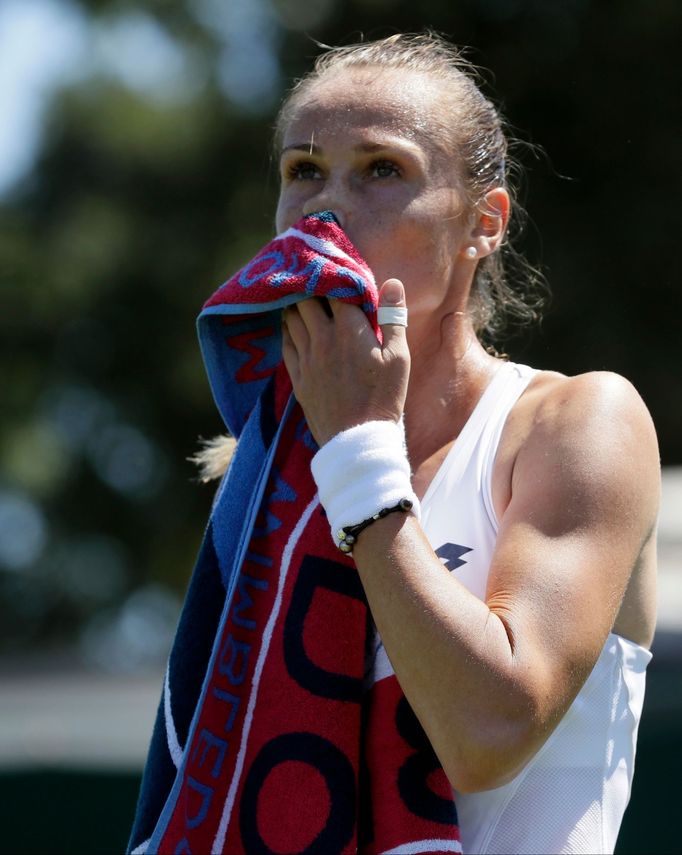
xmin=467 ymin=188 xmax=511 ymax=258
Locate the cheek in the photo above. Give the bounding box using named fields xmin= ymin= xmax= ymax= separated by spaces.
xmin=275 ymin=200 xmax=286 ymax=233
xmin=358 ymin=228 xmax=450 ymax=298
xmin=275 ymin=192 xmax=295 ymax=233
xmin=275 ymin=183 xmax=319 ymax=232
xmin=404 ymin=193 xmax=469 ymax=267
xmin=356 ymin=205 xmax=464 ymax=306
xmin=369 ymin=196 xmax=463 ymax=270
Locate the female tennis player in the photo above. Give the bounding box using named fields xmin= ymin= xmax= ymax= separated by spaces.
xmin=274 ymin=33 xmax=659 ymax=854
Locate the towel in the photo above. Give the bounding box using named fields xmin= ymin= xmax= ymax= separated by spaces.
xmin=127 ymin=211 xmax=461 ymax=854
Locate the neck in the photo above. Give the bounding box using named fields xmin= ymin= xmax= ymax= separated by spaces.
xmin=403 ymin=311 xmax=500 ymax=470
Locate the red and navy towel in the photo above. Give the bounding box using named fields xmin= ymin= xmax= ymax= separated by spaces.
xmin=127 ymin=212 xmax=461 ymax=854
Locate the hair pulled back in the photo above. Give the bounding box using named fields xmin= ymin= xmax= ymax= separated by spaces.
xmin=275 ymin=32 xmax=546 ymax=345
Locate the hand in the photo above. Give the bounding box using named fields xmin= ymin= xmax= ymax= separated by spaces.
xmin=281 ymin=279 xmax=410 ymax=446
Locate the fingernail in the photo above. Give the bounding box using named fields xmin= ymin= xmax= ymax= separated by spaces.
xmin=383 ymin=279 xmax=403 ymax=305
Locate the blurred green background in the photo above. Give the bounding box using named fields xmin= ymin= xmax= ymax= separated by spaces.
xmin=0 ymin=0 xmax=680 ymax=853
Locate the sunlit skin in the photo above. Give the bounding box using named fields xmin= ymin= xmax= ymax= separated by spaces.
xmin=277 ymin=67 xmax=659 ymax=793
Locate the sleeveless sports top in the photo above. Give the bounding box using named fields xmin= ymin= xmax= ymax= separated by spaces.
xmin=368 ymin=361 xmax=651 ymax=854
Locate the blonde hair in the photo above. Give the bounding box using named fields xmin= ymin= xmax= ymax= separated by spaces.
xmin=189 ymin=434 xmax=237 ymax=483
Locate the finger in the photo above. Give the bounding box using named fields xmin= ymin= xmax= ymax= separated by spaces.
xmin=281 ymin=320 xmax=300 ymax=385
xmin=294 ymin=296 xmax=332 ymax=334
xmin=329 ymin=297 xmax=366 ymax=321
xmin=282 ymin=304 xmax=309 ymax=352
xmin=377 ymin=278 xmax=409 ymax=355
xmin=329 ymin=297 xmax=373 ymax=337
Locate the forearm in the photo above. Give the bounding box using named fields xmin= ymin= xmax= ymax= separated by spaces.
xmin=353 ymin=512 xmax=554 ymax=792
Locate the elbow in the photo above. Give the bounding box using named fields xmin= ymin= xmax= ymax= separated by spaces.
xmin=449 ymin=759 xmax=521 ymax=795
xmin=440 ymin=650 xmax=561 ymax=793
xmin=446 ymin=751 xmax=522 ymax=795
xmin=442 ymin=708 xmax=544 ymax=794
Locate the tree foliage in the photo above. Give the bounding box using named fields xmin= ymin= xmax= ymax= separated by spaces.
xmin=1 ymin=0 xmax=678 ymax=661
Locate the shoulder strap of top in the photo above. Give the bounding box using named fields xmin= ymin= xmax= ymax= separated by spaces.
xmin=479 ymin=362 xmax=537 ymax=532
xmin=420 ymin=361 xmax=538 ymax=524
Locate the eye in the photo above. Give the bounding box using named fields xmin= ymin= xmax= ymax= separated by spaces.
xmin=370 ymin=160 xmax=401 ymax=178
xmin=285 ymin=161 xmax=321 ymax=181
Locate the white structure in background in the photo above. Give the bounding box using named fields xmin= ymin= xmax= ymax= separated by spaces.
xmin=657 ymin=467 xmax=682 ymax=632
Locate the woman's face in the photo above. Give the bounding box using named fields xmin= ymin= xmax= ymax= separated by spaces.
xmin=275 ymin=68 xmax=475 ymax=318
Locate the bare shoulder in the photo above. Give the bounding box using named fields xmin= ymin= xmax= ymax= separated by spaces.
xmin=531 ymin=368 xmax=657 ymax=432
xmin=526 ymin=370 xmax=658 ymax=480
xmin=494 ymin=369 xmax=660 ymax=556
xmin=509 ymin=368 xmax=657 ymax=432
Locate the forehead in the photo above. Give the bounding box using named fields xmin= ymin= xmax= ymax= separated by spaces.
xmin=281 ymin=67 xmax=457 ymax=153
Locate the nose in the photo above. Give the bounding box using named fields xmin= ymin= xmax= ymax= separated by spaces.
xmin=302 ymin=176 xmax=347 ymax=230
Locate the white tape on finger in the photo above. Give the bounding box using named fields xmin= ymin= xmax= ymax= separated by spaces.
xmin=377 ymin=306 xmax=408 ymax=326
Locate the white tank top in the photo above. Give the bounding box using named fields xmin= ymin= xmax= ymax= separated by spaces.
xmin=369 ymin=361 xmax=651 ymax=854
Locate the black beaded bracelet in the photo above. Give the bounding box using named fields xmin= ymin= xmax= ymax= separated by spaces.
xmin=336 ymin=497 xmax=414 ymax=554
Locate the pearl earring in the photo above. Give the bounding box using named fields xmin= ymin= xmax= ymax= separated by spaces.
xmin=465 ymin=246 xmax=477 ymax=259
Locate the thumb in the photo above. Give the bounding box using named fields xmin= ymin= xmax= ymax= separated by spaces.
xmin=377 ymin=278 xmax=408 ymax=352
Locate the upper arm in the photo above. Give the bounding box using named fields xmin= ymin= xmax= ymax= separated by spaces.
xmin=486 ymin=371 xmax=660 ymax=724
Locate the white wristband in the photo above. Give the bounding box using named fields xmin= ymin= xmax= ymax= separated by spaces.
xmin=310 ymin=419 xmax=420 ymax=548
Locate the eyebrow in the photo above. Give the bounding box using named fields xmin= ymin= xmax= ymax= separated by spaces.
xmin=280 ymin=141 xmax=415 ymax=157
xmin=280 ymin=143 xmax=322 ymax=156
